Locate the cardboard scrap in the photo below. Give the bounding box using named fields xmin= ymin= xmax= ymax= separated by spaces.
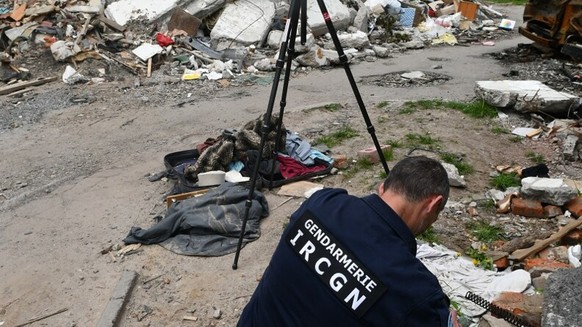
xmin=278 ymin=181 xmax=324 ymax=198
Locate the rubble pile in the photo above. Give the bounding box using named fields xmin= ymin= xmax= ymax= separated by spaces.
xmin=0 ymin=0 xmax=513 ymax=88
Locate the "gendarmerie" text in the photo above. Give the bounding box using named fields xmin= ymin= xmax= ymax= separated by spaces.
xmin=286 ymin=211 xmax=386 ymax=317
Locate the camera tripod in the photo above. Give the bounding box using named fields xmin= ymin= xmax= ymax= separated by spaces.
xmin=232 ymin=0 xmax=390 ymax=269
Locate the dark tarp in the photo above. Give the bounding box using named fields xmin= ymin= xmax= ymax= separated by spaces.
xmin=123 ymin=183 xmax=269 ymax=256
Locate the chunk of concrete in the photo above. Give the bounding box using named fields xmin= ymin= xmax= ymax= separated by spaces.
xmin=353 ymin=5 xmax=369 ymax=33
xmin=542 ymin=267 xmax=582 ymax=327
xmin=520 ymin=177 xmax=578 ymax=206
xmin=210 ymin=0 xmax=276 ymax=47
xmin=442 ymin=162 xmax=466 ymax=188
xmin=331 ymin=30 xmax=370 ymax=49
xmin=563 ymin=134 xmax=579 ymax=161
xmin=475 ymin=80 xmax=581 ymax=115
xmin=306 ymin=0 xmax=351 ymax=37
xmin=104 ymin=0 xmax=180 ymax=26
xmin=295 ymin=46 xmax=329 ymax=67
xmin=184 ymin=0 xmax=227 ymax=20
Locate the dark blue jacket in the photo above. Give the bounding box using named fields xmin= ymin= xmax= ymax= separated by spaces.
xmin=238 ymin=188 xmax=450 ymax=326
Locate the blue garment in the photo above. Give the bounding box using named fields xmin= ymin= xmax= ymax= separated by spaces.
xmin=238 ymin=188 xmax=450 ymax=327
xmin=286 ymin=131 xmax=314 ymax=166
xmin=309 ymin=149 xmax=334 ymax=164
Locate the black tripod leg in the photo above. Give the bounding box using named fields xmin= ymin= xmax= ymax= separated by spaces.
xmin=232 ymin=0 xmax=301 ymax=270
xmin=315 ymin=0 xmax=390 ymax=175
xmin=268 ymin=3 xmax=302 ymax=189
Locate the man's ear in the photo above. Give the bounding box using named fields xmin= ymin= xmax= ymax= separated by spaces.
xmin=426 ymin=195 xmax=444 ymax=213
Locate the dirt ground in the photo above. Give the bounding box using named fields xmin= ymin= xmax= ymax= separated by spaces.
xmin=1 ymin=5 xmax=581 ymax=327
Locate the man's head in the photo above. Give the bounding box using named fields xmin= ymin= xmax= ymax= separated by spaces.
xmin=379 ymin=156 xmax=449 ymax=235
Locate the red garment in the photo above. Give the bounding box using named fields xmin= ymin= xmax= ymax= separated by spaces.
xmin=277 ymin=155 xmax=326 ymax=179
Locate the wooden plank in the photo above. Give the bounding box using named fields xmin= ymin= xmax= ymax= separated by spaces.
xmin=97 ymin=14 xmax=126 ymax=32
xmin=166 ymin=189 xmax=210 ymax=208
xmin=509 ymin=217 xmax=582 ymax=261
xmin=0 ymin=76 xmax=58 ymax=96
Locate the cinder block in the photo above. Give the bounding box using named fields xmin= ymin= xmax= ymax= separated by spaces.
xmin=511 ymin=198 xmax=544 ymax=218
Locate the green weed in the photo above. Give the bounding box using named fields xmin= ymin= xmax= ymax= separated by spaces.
xmin=491 ymin=126 xmax=507 ymax=135
xmin=376 ymin=101 xmax=389 ymax=109
xmin=405 ymin=133 xmax=441 ymax=149
xmin=401 ymin=99 xmax=497 ymax=118
xmin=490 ymin=173 xmax=521 ymax=191
xmin=468 ymin=220 xmax=504 ymax=243
xmin=324 ymin=103 xmax=342 ymax=112
xmin=445 ymin=100 xmax=498 ymax=119
xmin=526 ymin=151 xmax=545 ymax=164
xmin=315 ymin=126 xmax=359 ymax=148
xmin=465 ymin=248 xmax=494 ymax=270
xmin=510 ymin=136 xmax=523 ymax=143
xmin=440 ymin=152 xmax=474 ymax=175
xmin=417 ymin=226 xmax=439 ymax=244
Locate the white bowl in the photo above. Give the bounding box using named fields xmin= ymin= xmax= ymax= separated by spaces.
xmin=198 ymin=170 xmax=226 ymax=187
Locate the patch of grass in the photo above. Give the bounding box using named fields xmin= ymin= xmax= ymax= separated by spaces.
xmin=490 ymin=173 xmax=521 ymax=191
xmin=387 ymin=140 xmax=402 ymax=148
xmin=379 ymin=170 xmax=388 ymax=179
xmin=315 ymin=125 xmax=359 ymax=148
xmin=469 ymin=220 xmax=504 ymax=243
xmin=510 ymin=136 xmax=523 ymax=143
xmin=405 ymin=133 xmax=441 ymax=149
xmin=465 ymin=247 xmax=494 ymax=270
xmin=324 ymin=103 xmax=342 ymax=112
xmin=401 ymin=99 xmax=497 ymax=119
xmin=417 ymin=226 xmax=439 ymax=244
xmin=377 ymin=116 xmax=388 ymax=124
xmin=490 ymin=126 xmax=507 ymax=135
xmin=403 ymin=99 xmax=446 ymax=110
xmin=478 ymin=199 xmax=497 ymax=214
xmin=440 ymin=152 xmax=474 ymax=175
xmin=343 ymin=157 xmax=374 ymax=179
xmin=445 ymin=100 xmax=498 ymax=119
xmin=376 ymin=101 xmax=389 ymax=109
xmin=383 ymin=147 xmax=394 ymax=162
xmin=399 ymin=106 xmax=416 ymax=115
xmin=526 ymin=151 xmax=545 ymax=164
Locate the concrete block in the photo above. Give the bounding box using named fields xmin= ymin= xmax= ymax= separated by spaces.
xmin=563 ymin=134 xmax=579 ymax=161
xmin=511 ymin=197 xmax=544 ymax=218
xmin=521 ymin=177 xmax=578 ymax=206
xmin=306 ymin=0 xmax=351 ymax=37
xmin=475 ymin=80 xmax=580 ymax=115
xmin=96 ymin=270 xmax=138 ymax=327
xmin=543 ymin=267 xmax=582 ymax=327
xmin=210 ymin=0 xmax=276 ymax=47
xmin=105 ymin=0 xmax=179 ymax=26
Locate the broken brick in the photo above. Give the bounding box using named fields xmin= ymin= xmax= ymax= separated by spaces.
xmin=491 ymin=292 xmax=543 ymax=327
xmin=356 ymin=145 xmax=391 ymax=164
xmin=565 ymin=196 xmax=582 ymax=217
xmin=524 ymin=257 xmax=571 ymax=272
xmin=511 ymin=198 xmax=544 ymax=218
xmin=561 ymin=228 xmax=582 ymax=245
xmin=332 ymin=154 xmax=348 ymax=169
xmin=543 ymin=205 xmax=563 ymax=218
